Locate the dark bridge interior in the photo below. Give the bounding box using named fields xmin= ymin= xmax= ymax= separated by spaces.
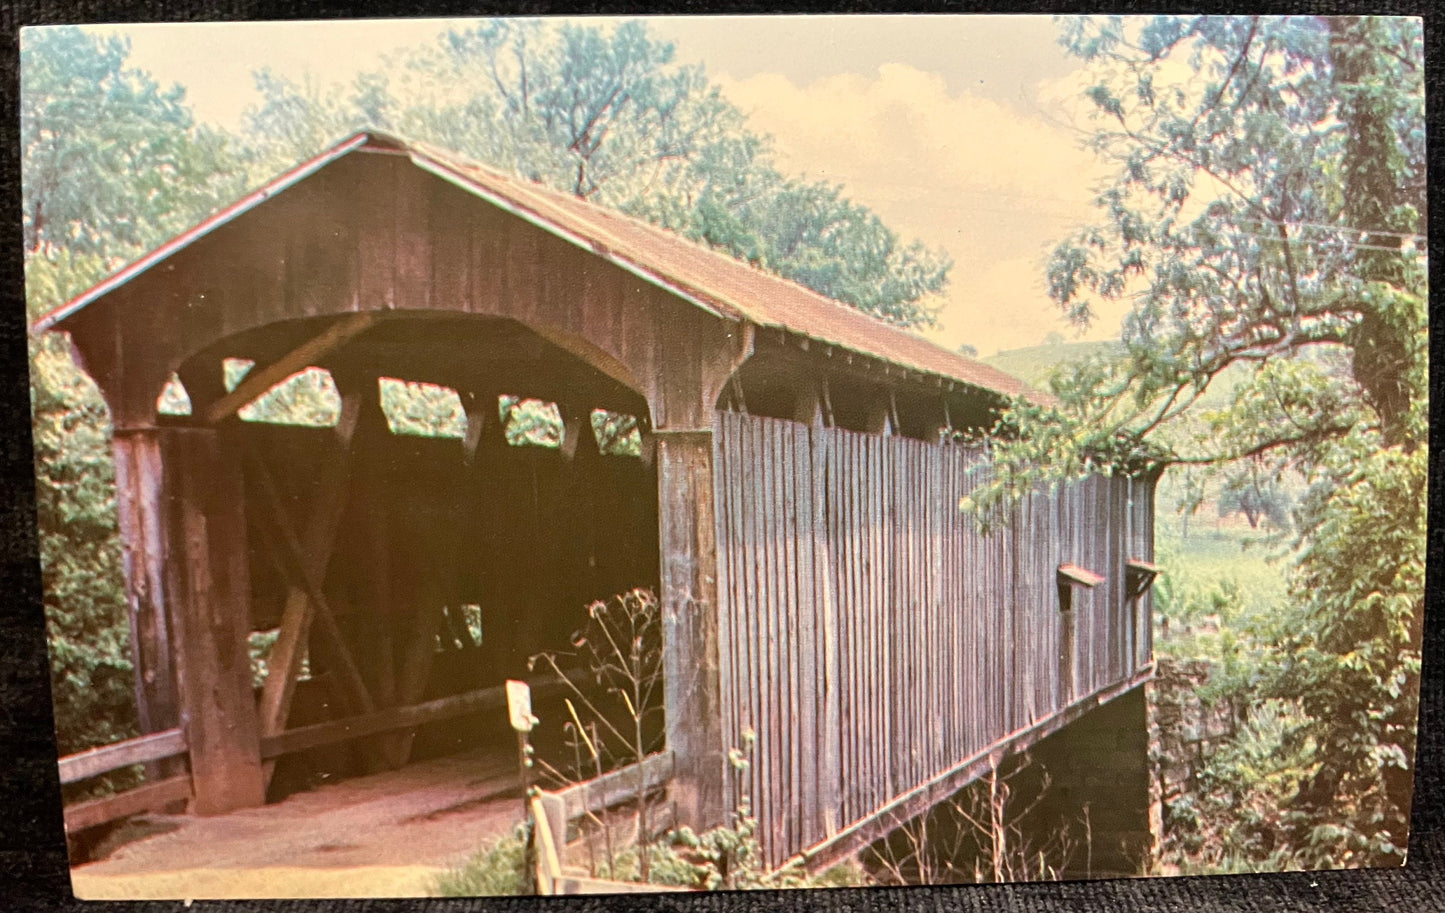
xmin=168 ymin=314 xmax=659 ymax=794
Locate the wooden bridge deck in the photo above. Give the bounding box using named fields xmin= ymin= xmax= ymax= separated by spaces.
xmin=69 ymin=747 xmax=523 ymax=901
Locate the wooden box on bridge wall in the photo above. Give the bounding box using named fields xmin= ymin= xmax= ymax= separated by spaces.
xmin=36 ymin=131 xmax=1161 ymax=891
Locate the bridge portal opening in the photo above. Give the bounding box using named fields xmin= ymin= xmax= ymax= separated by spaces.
xmin=166 ymin=313 xmax=662 ymax=800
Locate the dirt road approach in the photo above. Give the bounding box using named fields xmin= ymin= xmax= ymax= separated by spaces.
xmin=70 ymin=748 xmax=524 ymax=900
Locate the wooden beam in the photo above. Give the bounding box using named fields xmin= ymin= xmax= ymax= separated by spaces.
xmin=175 ymin=358 xmax=228 ymax=418
xmin=1126 ymin=558 xmax=1160 ymax=575
xmin=531 ymin=794 xmax=564 ymax=895
xmin=656 ymin=429 xmax=727 ymax=831
xmin=259 ymin=675 xmax=567 ymax=759
xmin=549 ymin=751 xmax=674 ymax=824
xmin=58 ymin=729 xmax=188 ymax=785
xmin=63 ymin=775 xmax=193 ymax=835
xmin=788 ymin=666 xmax=1156 ymax=873
xmin=525 ymin=323 xmax=644 ymax=407
xmin=202 ymin=312 xmax=379 ymax=425
xmin=461 ymin=390 xmax=503 ymax=465
xmin=1125 ymin=559 xmax=1161 ymax=599
xmin=1058 ymin=563 xmax=1106 ymax=588
xmin=559 ymin=404 xmax=599 ymax=462
xmin=249 ymin=395 xmax=363 ymax=781
xmin=380 ymin=594 xmax=448 ymax=767
xmin=111 ymin=431 xmax=180 ymax=742
xmin=250 ymin=457 xmax=376 ymax=721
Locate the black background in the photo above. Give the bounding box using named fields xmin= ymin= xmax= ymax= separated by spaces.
xmin=2 ymin=1 xmax=1442 ymax=910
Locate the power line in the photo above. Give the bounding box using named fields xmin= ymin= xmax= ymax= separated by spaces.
xmin=1237 ymin=217 xmax=1426 ymax=242
xmin=1219 ymin=230 xmax=1425 ymax=255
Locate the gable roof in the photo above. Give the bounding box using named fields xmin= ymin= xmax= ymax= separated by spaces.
xmin=33 ymin=130 xmax=1040 ymax=402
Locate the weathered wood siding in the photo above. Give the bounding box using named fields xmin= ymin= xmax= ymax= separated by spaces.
xmin=713 ymin=413 xmax=1154 ymax=865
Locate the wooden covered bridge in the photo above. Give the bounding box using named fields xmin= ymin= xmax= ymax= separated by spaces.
xmin=40 ymin=131 xmax=1159 ymax=876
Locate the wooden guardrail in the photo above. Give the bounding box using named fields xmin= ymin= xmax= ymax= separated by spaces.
xmin=57 ymin=677 xmax=574 ymax=835
xmin=58 ymin=728 xmax=188 ymax=785
xmin=258 ymin=675 xmax=567 ymax=759
xmin=64 ymin=776 xmax=193 ymax=835
xmin=548 ymin=751 xmax=674 ymax=826
xmin=529 ymin=789 xmax=679 ymax=895
xmin=57 ymin=729 xmax=193 ymax=835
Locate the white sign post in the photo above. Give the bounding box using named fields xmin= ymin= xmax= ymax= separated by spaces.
xmin=506 ymin=680 xmax=536 ymax=733
xmin=505 ymin=678 xmax=540 ymax=891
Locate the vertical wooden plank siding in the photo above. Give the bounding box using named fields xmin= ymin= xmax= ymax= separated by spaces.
xmin=712 ymin=414 xmax=1151 ymax=867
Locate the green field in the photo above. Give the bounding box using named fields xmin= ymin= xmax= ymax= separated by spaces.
xmin=983 ymin=340 xmax=1121 ymax=389
xmin=1158 ymin=524 xmax=1289 ymax=614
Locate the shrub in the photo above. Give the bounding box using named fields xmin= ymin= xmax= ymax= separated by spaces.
xmin=433 ymin=827 xmax=530 ymax=897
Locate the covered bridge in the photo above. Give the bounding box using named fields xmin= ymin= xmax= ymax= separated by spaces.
xmin=38 ymin=131 xmax=1159 ymax=873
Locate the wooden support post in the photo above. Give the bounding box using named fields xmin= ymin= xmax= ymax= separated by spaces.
xmin=863 ymin=391 xmax=893 ymax=437
xmin=175 ymin=358 xmax=228 ymax=420
xmin=161 ymin=427 xmax=266 ymax=814
xmin=380 ymin=596 xmax=447 ymax=768
xmin=655 ymin=428 xmax=727 ymax=831
xmin=461 ymin=389 xmax=505 ymax=466
xmin=559 ymin=403 xmax=600 ymax=462
xmin=819 ymin=376 xmax=835 ymax=428
xmin=112 ymin=430 xmax=180 ymax=740
xmin=363 ymin=468 xmax=396 ymax=711
xmin=792 ymin=382 xmax=822 ymax=427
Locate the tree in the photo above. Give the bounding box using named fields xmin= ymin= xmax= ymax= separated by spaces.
xmin=28 ymin=259 xmax=136 ymax=760
xmin=1216 ymin=462 xmax=1293 ymax=531
xmin=22 ymin=27 xmax=246 ymax=262
xmin=22 ymin=28 xmax=247 ymax=757
xmin=237 ymin=18 xmax=950 ymax=329
xmin=978 ymin=15 xmax=1423 ymax=867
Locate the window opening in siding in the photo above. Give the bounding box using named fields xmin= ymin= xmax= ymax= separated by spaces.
xmin=157 ymin=373 xmax=191 ymax=416
xmin=499 ymin=395 xmax=563 ymax=448
xmin=591 ymin=409 xmax=642 ymax=456
xmin=225 ymin=357 xmax=342 ymax=427
xmin=378 ymin=377 xmax=466 ymax=438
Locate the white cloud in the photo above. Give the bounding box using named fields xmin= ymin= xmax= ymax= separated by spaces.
xmin=85 ymin=20 xmax=1126 ymax=355
xmin=718 ymin=64 xmax=1118 ymax=354
xmin=722 ymin=64 xmax=1100 ymax=218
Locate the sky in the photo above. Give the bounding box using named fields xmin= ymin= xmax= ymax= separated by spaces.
xmin=84 ymin=15 xmax=1127 ymax=357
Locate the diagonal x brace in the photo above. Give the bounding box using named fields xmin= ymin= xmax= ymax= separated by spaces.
xmin=250 ymin=456 xmax=377 ymax=722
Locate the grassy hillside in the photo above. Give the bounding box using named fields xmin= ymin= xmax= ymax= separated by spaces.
xmin=983 ymin=340 xmax=1122 ymax=389
xmin=986 ymin=339 xmax=1263 ymax=413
